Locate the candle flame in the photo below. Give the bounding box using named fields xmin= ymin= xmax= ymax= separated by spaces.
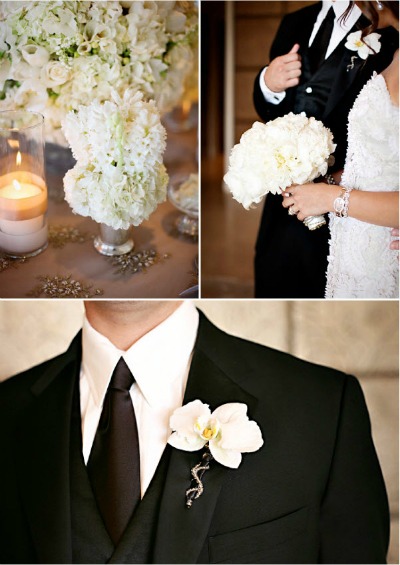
xmin=12 ymin=180 xmax=21 ymax=192
xmin=16 ymin=151 xmax=22 ymax=166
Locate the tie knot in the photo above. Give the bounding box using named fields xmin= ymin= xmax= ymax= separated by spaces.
xmin=109 ymin=358 xmax=134 ymax=392
xmin=326 ymin=6 xmax=335 ymax=22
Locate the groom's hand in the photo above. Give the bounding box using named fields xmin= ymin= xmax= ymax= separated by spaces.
xmin=264 ymin=44 xmax=302 ymax=93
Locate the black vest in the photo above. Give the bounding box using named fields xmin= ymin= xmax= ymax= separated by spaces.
xmin=294 ymin=40 xmax=348 ymax=120
xmin=70 ymin=380 xmax=171 ymax=564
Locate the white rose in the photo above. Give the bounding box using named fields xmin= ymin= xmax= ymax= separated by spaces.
xmin=20 ymin=44 xmax=50 ymax=67
xmin=41 ymin=61 xmax=71 ymax=88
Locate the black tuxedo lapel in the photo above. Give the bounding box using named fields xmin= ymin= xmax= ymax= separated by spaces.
xmin=13 ymin=334 xmax=81 ymax=564
xmin=272 ymin=2 xmax=321 ymax=60
xmin=153 ymin=314 xmax=259 ymax=564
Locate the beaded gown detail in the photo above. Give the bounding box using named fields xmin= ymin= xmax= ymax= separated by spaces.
xmin=326 ymin=73 xmax=399 ymax=298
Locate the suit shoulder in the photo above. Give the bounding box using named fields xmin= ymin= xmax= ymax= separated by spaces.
xmin=280 ymin=3 xmax=321 ymax=27
xmin=198 ymin=312 xmax=350 ymax=395
xmin=0 ymin=355 xmax=62 ymax=413
xmin=230 ymin=329 xmax=347 ymax=385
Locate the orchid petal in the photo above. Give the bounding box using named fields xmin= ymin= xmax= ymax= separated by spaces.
xmin=168 ymin=431 xmax=206 ymax=452
xmin=218 ymin=420 xmax=264 ymax=452
xmin=169 ymin=399 xmax=211 ymax=442
xmin=212 ymin=402 xmax=264 ymax=452
xmin=209 ymin=442 xmax=242 ymax=468
xmin=212 ymin=402 xmax=248 ymax=424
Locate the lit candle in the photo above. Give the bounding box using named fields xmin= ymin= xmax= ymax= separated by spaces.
xmin=0 ymin=172 xmax=47 ymax=219
xmin=0 ymin=179 xmax=42 ymax=199
xmin=0 ymin=173 xmax=47 ymax=253
xmin=0 ymin=110 xmax=48 ymax=256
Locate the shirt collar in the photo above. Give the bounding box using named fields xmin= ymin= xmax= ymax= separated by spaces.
xmin=320 ymin=1 xmax=361 ymax=30
xmin=322 ymin=1 xmax=360 ymax=19
xmin=322 ymin=1 xmax=348 ymax=18
xmin=81 ymin=301 xmax=199 ymax=409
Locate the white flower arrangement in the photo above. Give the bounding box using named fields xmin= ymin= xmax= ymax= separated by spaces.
xmin=224 ymin=113 xmax=336 ymax=209
xmin=345 ymin=31 xmax=381 ymax=60
xmin=0 ymin=1 xmax=198 ymax=145
xmin=62 ymin=89 xmax=168 ymax=230
xmin=168 ymin=399 xmax=263 ymax=469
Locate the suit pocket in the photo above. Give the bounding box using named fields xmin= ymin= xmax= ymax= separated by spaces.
xmin=208 ymin=506 xmax=308 ymax=564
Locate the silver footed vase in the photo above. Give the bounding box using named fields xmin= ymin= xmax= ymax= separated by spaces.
xmin=94 ymin=223 xmax=134 ymax=256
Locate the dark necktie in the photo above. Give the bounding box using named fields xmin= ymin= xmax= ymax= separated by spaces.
xmin=309 ymin=7 xmax=335 ymax=73
xmin=87 ymin=358 xmax=141 ymax=545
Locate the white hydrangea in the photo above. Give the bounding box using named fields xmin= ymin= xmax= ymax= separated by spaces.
xmin=62 ymin=90 xmax=168 ymax=229
xmin=0 ymin=1 xmax=198 ymax=144
xmin=224 ymin=113 xmax=336 ymax=209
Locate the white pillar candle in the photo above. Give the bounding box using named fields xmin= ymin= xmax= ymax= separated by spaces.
xmin=0 ymin=223 xmax=48 ymax=255
xmin=0 ymin=215 xmax=45 ymax=235
xmin=0 ymin=172 xmax=48 ymax=256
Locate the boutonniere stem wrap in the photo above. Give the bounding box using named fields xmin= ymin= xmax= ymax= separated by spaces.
xmin=168 ymin=400 xmax=264 ymax=508
xmin=185 ymin=445 xmax=214 ymax=508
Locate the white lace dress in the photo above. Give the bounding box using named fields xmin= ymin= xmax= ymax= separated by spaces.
xmin=326 ymin=73 xmax=399 ymax=298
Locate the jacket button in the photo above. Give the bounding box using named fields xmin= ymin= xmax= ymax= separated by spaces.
xmin=306 ymin=87 xmax=313 ymax=94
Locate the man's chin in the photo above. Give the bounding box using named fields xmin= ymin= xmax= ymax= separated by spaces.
xmin=83 ymin=300 xmax=182 ymax=314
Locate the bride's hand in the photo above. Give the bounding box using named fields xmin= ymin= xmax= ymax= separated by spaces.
xmin=282 ymin=182 xmax=337 ymax=220
xmin=390 ymin=228 xmax=399 ymax=251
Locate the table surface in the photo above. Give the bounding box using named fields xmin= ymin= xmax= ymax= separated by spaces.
xmin=0 ymin=126 xmax=198 ymax=299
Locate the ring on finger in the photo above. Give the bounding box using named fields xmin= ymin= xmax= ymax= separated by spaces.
xmin=288 ymin=205 xmax=296 ymax=216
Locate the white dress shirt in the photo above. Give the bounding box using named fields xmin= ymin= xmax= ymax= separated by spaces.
xmin=259 ymin=1 xmax=361 ymax=104
xmin=79 ymin=301 xmax=199 ymax=496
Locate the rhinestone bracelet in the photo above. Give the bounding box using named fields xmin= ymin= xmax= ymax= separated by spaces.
xmin=342 ymin=187 xmax=353 ymax=218
xmin=333 ymin=187 xmax=353 ymax=218
xmin=324 ymin=173 xmax=337 ymax=185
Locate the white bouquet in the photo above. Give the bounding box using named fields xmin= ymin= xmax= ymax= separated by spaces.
xmin=224 ymin=113 xmax=336 ymax=210
xmin=62 ymin=90 xmax=168 ymax=230
xmin=0 ymin=1 xmax=198 ymax=144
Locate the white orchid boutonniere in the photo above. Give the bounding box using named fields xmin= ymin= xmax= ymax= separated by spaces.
xmin=168 ymin=400 xmax=264 ymax=507
xmin=345 ymin=31 xmax=381 ymax=71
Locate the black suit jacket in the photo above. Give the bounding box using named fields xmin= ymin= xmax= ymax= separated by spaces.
xmin=253 ymin=2 xmax=398 ymax=298
xmin=253 ymin=3 xmax=397 ymax=169
xmin=0 ymin=313 xmax=389 ymax=564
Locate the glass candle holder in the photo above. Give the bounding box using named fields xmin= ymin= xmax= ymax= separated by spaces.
xmin=163 ymin=101 xmax=198 ymax=133
xmin=168 ymin=173 xmax=199 ymax=237
xmin=0 ymin=111 xmax=48 ymax=257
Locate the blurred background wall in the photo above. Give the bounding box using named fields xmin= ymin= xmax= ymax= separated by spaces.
xmin=0 ymin=299 xmax=398 ymax=563
xmin=202 ymin=1 xmax=315 ymax=297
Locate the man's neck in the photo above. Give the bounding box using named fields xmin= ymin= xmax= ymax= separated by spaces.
xmin=84 ymin=301 xmax=183 ymax=350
